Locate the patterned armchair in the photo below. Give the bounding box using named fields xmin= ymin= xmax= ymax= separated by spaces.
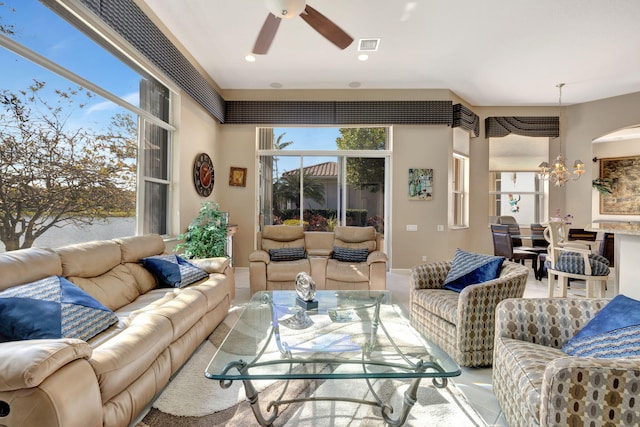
xmin=493 ymin=298 xmax=640 ymax=427
xmin=409 ymin=260 xmax=528 ymax=367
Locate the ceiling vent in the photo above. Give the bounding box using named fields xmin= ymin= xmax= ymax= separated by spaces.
xmin=358 ymin=38 xmax=380 ymax=52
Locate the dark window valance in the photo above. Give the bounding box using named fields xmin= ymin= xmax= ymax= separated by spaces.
xmin=485 ymin=116 xmax=559 ymax=138
xmin=225 ymin=101 xmax=453 ymax=125
xmin=70 ymin=0 xmax=226 ymax=122
xmin=452 ymin=104 xmax=479 ymax=137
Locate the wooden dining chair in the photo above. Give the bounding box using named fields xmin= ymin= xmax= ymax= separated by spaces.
xmin=491 ymin=224 xmax=539 ymax=279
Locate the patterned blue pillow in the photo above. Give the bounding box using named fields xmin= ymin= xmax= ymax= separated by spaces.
xmin=443 ymin=249 xmax=505 ymax=292
xmin=269 ymin=247 xmax=306 ymax=262
xmin=333 ymin=246 xmax=369 ymax=263
xmin=563 ymin=294 xmax=640 ymax=358
xmin=142 ymin=254 xmax=209 ymax=288
xmin=554 ymin=252 xmax=610 ymax=276
xmin=0 ymin=276 xmax=118 ymax=341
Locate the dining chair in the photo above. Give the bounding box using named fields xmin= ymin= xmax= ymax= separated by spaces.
xmin=599 ymin=232 xmax=615 ymax=267
xmin=544 ymin=222 xmax=610 ymax=298
xmin=567 ymin=228 xmax=599 ymax=252
xmin=497 ymin=216 xmax=523 ymax=246
xmin=491 ymin=224 xmax=539 ymax=279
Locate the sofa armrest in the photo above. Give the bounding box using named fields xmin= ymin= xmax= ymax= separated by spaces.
xmin=540 ymin=356 xmax=640 ymax=425
xmin=366 ymin=250 xmax=387 ymax=265
xmin=249 ymin=250 xmax=270 ymax=264
xmin=409 ymin=261 xmax=451 ymax=290
xmin=495 ymin=298 xmax=609 ymax=348
xmin=0 ymin=339 xmax=92 ymax=391
xmin=190 ymin=256 xmax=230 ymax=274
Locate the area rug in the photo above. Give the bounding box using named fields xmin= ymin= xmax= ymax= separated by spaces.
xmin=137 ymin=306 xmax=486 ymax=426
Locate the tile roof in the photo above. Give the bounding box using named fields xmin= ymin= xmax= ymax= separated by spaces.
xmin=283 ymin=161 xmax=337 ymax=177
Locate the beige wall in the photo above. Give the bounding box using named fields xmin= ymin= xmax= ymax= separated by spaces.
xmin=174 ymin=88 xmax=640 ymax=270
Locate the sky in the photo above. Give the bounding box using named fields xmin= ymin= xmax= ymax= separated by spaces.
xmin=0 ymin=1 xmax=346 ymax=176
xmin=0 ymin=0 xmax=140 ymax=131
xmin=273 ymin=127 xmax=342 ymax=174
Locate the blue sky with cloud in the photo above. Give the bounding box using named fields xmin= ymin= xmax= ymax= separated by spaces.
xmin=1 ymin=0 xmax=140 ymax=130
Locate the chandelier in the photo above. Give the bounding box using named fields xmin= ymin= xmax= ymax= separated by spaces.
xmin=538 ymin=83 xmax=585 ymax=187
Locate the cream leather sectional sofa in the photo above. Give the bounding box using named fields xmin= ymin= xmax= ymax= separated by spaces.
xmin=0 ymin=234 xmax=234 ymax=427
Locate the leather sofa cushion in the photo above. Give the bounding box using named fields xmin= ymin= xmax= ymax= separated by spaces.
xmin=68 ymin=265 xmax=142 ymax=311
xmin=267 ymin=259 xmax=310 ymax=281
xmin=326 ymin=258 xmax=369 ymax=283
xmin=89 ymin=311 xmax=174 ymax=403
xmin=57 ymin=240 xmax=122 ymax=278
xmin=0 ymin=248 xmax=62 ymax=291
xmin=189 ymin=274 xmax=231 ymax=311
xmin=261 ymin=225 xmax=306 ymax=251
xmin=115 ymin=235 xmax=165 ymax=263
xmin=333 ymin=226 xmax=377 ymax=252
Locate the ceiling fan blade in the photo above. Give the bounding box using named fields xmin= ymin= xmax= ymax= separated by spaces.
xmin=253 ymin=13 xmax=282 ymax=54
xmin=300 ymin=5 xmax=353 ymax=50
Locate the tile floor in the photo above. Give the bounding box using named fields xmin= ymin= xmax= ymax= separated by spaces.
xmin=232 ymin=266 xmax=617 ymax=427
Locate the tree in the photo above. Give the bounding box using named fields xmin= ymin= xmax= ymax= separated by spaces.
xmin=274 ymin=170 xmax=325 ymax=210
xmin=0 ymin=80 xmax=137 ymax=251
xmin=272 ymin=131 xmax=293 ymax=182
xmin=336 ymin=128 xmax=386 ymax=191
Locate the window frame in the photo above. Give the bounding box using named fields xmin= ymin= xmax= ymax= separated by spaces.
xmin=451 ymin=153 xmax=469 ymax=228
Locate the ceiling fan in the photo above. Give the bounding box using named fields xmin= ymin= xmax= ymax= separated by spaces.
xmin=253 ymin=0 xmax=354 ymax=54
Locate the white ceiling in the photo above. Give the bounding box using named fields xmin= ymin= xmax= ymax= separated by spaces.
xmin=140 ymin=0 xmax=640 ymax=106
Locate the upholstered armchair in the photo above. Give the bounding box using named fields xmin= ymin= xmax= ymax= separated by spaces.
xmin=493 ymin=297 xmax=640 ymax=427
xmin=409 ymin=259 xmax=529 ymax=367
xmin=324 ymin=226 xmax=387 ymax=291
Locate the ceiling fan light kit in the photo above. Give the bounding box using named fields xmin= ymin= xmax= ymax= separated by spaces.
xmin=265 ymin=0 xmax=306 ymax=19
xmin=254 ymin=0 xmax=354 ymax=54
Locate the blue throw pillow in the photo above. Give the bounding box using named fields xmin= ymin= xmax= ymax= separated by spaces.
xmin=443 ymin=249 xmax=505 ymax=292
xmin=269 ymin=247 xmax=307 ymax=262
xmin=142 ymin=254 xmax=209 ymax=288
xmin=562 ymin=294 xmax=640 ymax=358
xmin=333 ymin=246 xmax=369 ymax=263
xmin=0 ymin=276 xmax=118 ymax=342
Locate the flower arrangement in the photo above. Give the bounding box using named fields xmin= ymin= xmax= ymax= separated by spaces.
xmin=551 ymin=209 xmax=573 ymax=225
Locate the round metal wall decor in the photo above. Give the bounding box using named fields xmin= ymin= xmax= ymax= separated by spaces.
xmin=193 ymin=153 xmax=214 ymax=197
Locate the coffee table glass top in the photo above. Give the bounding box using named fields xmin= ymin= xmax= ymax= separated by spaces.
xmin=205 ymin=290 xmax=460 ymax=381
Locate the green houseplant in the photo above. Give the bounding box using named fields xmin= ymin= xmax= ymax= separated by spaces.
xmin=174 ymin=201 xmax=228 ymax=259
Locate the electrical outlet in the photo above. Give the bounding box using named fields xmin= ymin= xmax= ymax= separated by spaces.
xmin=406 ymin=224 xmax=418 ymax=231
xmin=422 ymin=255 xmax=427 ymax=262
xmin=437 ymin=225 xmax=445 ymax=232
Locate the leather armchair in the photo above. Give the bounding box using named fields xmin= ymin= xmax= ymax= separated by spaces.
xmin=325 ymin=226 xmax=387 ymax=290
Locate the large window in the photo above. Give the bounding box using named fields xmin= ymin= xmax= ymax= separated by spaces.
xmin=452 ymin=154 xmax=468 ymax=227
xmin=257 ymin=127 xmax=390 ymax=240
xmin=489 ymin=172 xmax=547 ymax=224
xmin=0 ymin=0 xmax=174 ymax=251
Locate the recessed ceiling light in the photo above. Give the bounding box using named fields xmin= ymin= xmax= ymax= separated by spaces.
xmin=358 ymin=54 xmax=369 ymax=61
xmin=270 ymin=82 xmax=283 ymax=89
xmin=348 ymin=82 xmax=361 ymax=88
xmin=245 ymin=54 xmax=256 ymax=62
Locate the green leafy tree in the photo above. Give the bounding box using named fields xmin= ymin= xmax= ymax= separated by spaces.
xmin=272 ymin=131 xmax=293 ymax=182
xmin=0 ymin=80 xmax=137 ymax=251
xmin=274 ymin=171 xmax=325 ymax=209
xmin=174 ymin=202 xmax=228 ymax=258
xmin=336 ymin=128 xmax=386 ymax=191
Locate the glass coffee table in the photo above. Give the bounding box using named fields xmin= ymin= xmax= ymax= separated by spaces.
xmin=205 ymin=290 xmax=460 ymax=426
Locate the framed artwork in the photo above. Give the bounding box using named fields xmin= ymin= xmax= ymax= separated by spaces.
xmin=408 ymin=168 xmax=433 ymax=200
xmin=229 ymin=166 xmax=247 ymax=187
xmin=600 ymin=156 xmax=640 ymax=215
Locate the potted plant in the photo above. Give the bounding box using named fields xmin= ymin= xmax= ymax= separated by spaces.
xmin=174 ymin=201 xmax=229 ymax=258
